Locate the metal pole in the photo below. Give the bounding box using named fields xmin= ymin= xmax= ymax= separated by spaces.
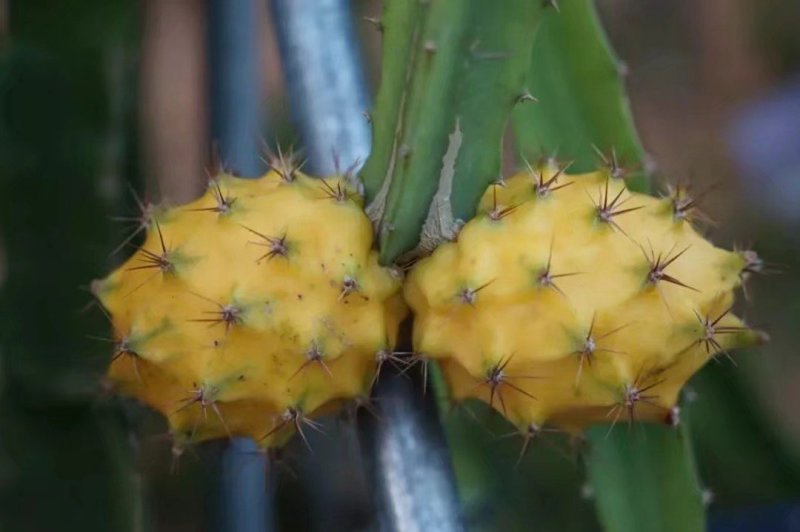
xmin=268 ymin=0 xmax=370 ymax=175
xmin=208 ymin=1 xmax=272 ymax=531
xmin=359 ymin=361 xmax=466 ymax=532
xmin=209 ymin=0 xmax=265 ymax=178
xmin=268 ymin=1 xmax=465 ymax=530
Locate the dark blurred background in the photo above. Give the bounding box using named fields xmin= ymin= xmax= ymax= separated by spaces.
xmin=2 ymin=1 xmax=800 ymax=531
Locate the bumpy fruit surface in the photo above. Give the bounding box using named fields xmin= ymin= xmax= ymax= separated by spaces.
xmin=95 ymin=170 xmax=406 ymax=448
xmin=405 ymin=164 xmax=763 ymax=433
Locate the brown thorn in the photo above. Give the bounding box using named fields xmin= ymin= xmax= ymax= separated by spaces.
xmin=92 ymin=314 xmax=140 ymax=365
xmin=689 ymin=306 xmax=745 ymax=365
xmin=318 ymin=178 xmax=352 ymax=203
xmin=155 ymin=220 xmax=168 ymax=254
xmin=394 ymin=352 xmax=428 ymax=393
xmin=606 ymin=374 xmax=666 ymax=434
xmin=398 ymin=354 xmax=431 ymax=396
xmin=642 ymin=243 xmax=698 ymax=293
xmin=372 ymin=349 xmax=411 ymax=388
xmin=211 ymin=402 xmax=233 ymax=439
xmin=294 ymin=414 xmax=325 ymax=452
xmin=289 ymin=342 xmax=333 ymax=381
xmin=486 ymin=182 xmax=520 ymax=221
xmin=125 ymin=222 xmax=174 ymax=276
xmin=187 ymin=181 xmax=236 ymax=215
xmin=592 ymin=145 xmax=637 ymax=180
xmin=262 ymin=143 xmax=304 ymax=183
xmin=262 ymin=407 xmax=325 ymax=453
xmin=668 ymin=180 xmax=719 ymax=226
xmin=537 ymin=239 xmax=582 ymax=297
xmin=457 ymin=279 xmax=496 ymax=306
xmin=106 ymin=335 xmax=144 ymax=383
xmin=527 ymin=159 xmax=574 ymax=197
xmin=121 ymin=269 xmax=163 ymax=299
xmin=605 ymin=404 xmax=625 ymax=437
xmin=498 ymin=423 xmax=565 ymax=467
xmin=109 ymin=184 xmax=156 ymax=256
xmin=350 ymin=394 xmax=382 ymax=423
xmin=241 ymin=225 xmax=289 ymax=262
xmin=595 ymin=181 xmax=644 ymax=227
xmin=173 ymin=385 xmax=233 ymax=439
xmin=479 ymin=354 xmax=538 ymax=414
xmin=338 ymin=276 xmax=360 ymax=301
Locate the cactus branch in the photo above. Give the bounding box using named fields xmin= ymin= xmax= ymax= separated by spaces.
xmin=360 ymin=0 xmax=426 ymax=203
xmin=512 ymin=0 xmax=649 ymax=191
xmin=447 ymin=1 xmax=542 ymax=222
xmin=586 ymin=422 xmax=705 ymax=532
xmin=364 ymin=0 xmax=543 ymax=265
xmin=369 ymin=0 xmax=473 ymax=264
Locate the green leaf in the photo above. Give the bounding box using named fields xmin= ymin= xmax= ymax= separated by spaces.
xmin=447 ymin=0 xmax=542 ymax=221
xmin=0 ymin=3 xmax=142 ymax=529
xmin=360 ymin=0 xmax=426 ymax=202
xmin=512 ymin=0 xmax=648 ymax=191
xmin=586 ymin=423 xmax=705 ymax=532
xmin=374 ymin=0 xmax=473 ymax=264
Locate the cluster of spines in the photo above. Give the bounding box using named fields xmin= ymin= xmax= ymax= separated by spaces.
xmin=95 ymin=153 xmax=407 ymax=461
xmin=404 ymin=158 xmax=767 ymax=451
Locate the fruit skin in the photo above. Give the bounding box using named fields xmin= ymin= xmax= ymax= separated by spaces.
xmin=95 ymin=170 xmax=406 ymax=448
xmin=405 ymin=164 xmax=763 ymax=433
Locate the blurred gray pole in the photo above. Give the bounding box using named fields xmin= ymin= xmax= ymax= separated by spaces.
xmin=269 ymin=1 xmax=465 ymax=531
xmin=208 ymin=1 xmax=272 ymax=531
xmin=359 ymin=359 xmax=465 ymax=532
xmin=269 ymin=0 xmax=370 ymax=175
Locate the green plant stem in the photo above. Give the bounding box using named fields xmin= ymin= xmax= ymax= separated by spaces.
xmin=511 ymin=0 xmax=648 ymax=192
xmin=364 ymin=0 xmax=542 ymax=264
xmin=360 ymin=0 xmax=425 ymax=202
xmin=367 ymin=0 xmax=472 ymax=264
xmin=585 ymin=423 xmax=705 ymax=532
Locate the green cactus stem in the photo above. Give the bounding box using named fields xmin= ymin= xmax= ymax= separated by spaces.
xmin=362 ymin=0 xmax=542 ymax=265
xmin=512 ymin=0 xmax=648 ymax=192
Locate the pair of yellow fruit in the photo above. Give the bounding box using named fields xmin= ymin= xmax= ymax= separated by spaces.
xmin=95 ymin=163 xmax=762 ymax=450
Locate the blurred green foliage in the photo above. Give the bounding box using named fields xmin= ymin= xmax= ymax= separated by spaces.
xmin=0 ymin=2 xmax=142 ymax=530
